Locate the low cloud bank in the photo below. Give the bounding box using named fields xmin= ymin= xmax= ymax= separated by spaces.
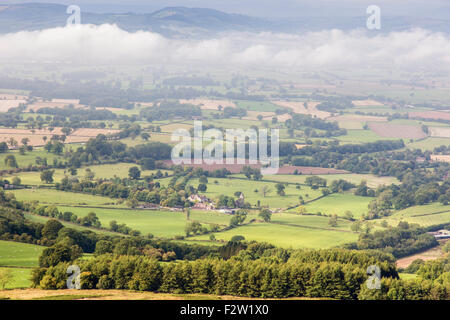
xmin=1 ymin=24 xmax=449 ymax=72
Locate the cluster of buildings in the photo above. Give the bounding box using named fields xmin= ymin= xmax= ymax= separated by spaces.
xmin=188 ymin=193 xmax=246 ymax=213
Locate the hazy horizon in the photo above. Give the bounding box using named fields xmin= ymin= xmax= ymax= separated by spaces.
xmin=1 ymin=0 xmax=449 ymax=19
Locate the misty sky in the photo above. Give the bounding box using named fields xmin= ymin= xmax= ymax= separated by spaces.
xmin=1 ymin=1 xmax=449 ymax=74
xmin=1 ymin=0 xmax=449 ymax=18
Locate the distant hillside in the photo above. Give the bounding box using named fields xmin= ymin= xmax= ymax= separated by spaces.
xmin=0 ymin=3 xmax=269 ymax=36
xmin=0 ymin=3 xmax=449 ymax=36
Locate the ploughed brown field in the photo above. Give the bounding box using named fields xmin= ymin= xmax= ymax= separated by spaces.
xmin=0 ymin=127 xmax=121 ymax=147
xmin=0 ymin=99 xmax=27 ymax=112
xmin=431 ymin=155 xmax=450 ymax=163
xmin=368 ymin=122 xmax=427 ymax=139
xmin=0 ymin=94 xmax=27 ymax=100
xmin=351 ymin=99 xmax=385 ymax=106
xmin=327 ymin=115 xmax=388 ymax=122
xmin=409 ymin=111 xmax=450 ymax=121
xmin=429 ymin=127 xmax=450 ymax=138
xmin=271 ymin=101 xmax=331 ymax=119
xmin=162 ymin=160 xmax=348 ymax=175
xmin=396 ymin=240 xmax=448 ymax=269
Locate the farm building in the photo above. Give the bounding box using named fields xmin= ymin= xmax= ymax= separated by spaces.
xmin=188 ymin=194 xmax=215 ymax=210
xmin=428 ymin=230 xmax=450 ymax=240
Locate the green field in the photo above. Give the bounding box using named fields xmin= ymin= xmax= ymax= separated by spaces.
xmin=188 ymin=177 xmax=323 ymax=209
xmin=235 ymin=100 xmax=280 ymax=112
xmin=398 ymin=273 xmax=418 ymax=280
xmin=295 ymin=193 xmax=372 ymax=219
xmin=259 ymin=173 xmax=398 ymax=188
xmin=191 ymin=222 xmax=358 ymax=249
xmin=383 ymin=203 xmax=450 ymax=227
xmin=406 ymin=137 xmax=450 ymax=151
xmin=189 ymin=210 xmax=240 ymax=226
xmin=71 ymin=163 xmax=170 ymax=180
xmin=23 ymin=213 xmax=119 ymax=236
xmin=56 ymin=206 xmax=190 ymax=238
xmin=0 ymin=240 xmax=44 ymax=268
xmin=271 ymin=213 xmax=354 ymax=231
xmin=337 ymin=129 xmax=395 ymax=144
xmin=5 ymin=163 xmax=171 ymax=185
xmin=5 ymin=169 xmax=67 ymax=186
xmin=0 ymin=148 xmax=64 ymax=169
xmin=10 ymin=189 xmax=124 ymax=208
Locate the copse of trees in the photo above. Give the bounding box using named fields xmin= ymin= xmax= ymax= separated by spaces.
xmin=37 ymin=106 xmax=117 ymax=121
xmin=344 ymin=223 xmax=439 ymax=258
xmin=32 ymin=244 xmax=438 ymax=300
xmin=366 ymin=176 xmax=449 ymax=218
xmin=140 ymin=100 xmax=201 ymax=121
xmin=285 ymin=114 xmax=346 ymax=137
xmin=65 ymin=135 xmax=172 ymax=168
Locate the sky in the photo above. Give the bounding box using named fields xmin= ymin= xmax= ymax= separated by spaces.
xmin=1 ymin=0 xmax=449 ymax=18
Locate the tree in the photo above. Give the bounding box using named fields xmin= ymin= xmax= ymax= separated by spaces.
xmin=344 ymin=211 xmax=354 ymax=221
xmin=297 ymin=206 xmax=307 ymax=215
xmin=229 ymin=210 xmax=247 ymax=227
xmin=129 ymin=166 xmax=141 ymax=180
xmin=110 ymin=220 xmax=119 ymax=232
xmin=127 ymin=198 xmax=139 ymax=209
xmin=0 ymin=269 xmax=13 ymax=289
xmin=141 ymin=158 xmax=155 ymax=170
xmin=0 ymin=141 xmax=8 ymax=153
xmin=80 ymin=212 xmax=101 ymax=228
xmin=39 ymin=243 xmax=80 ymax=268
xmin=81 ymin=168 xmax=95 ymax=181
xmin=95 ymin=240 xmax=114 ymax=255
xmin=298 ymin=195 xmax=305 ymax=204
xmin=185 ymin=221 xmax=204 ymax=236
xmin=42 ymin=219 xmax=64 ymax=240
xmin=7 ymin=137 xmax=18 ymax=149
xmin=61 ymin=127 xmax=72 ymax=136
xmin=197 ymin=183 xmax=207 ymax=192
xmin=4 ymin=155 xmax=18 ymax=168
xmin=355 ymin=180 xmax=369 ymax=197
xmin=69 ymin=167 xmax=77 ymax=176
xmin=275 ymin=183 xmax=286 ymax=196
xmin=11 ymin=176 xmax=21 ymax=186
xmin=328 ymin=214 xmax=338 ymax=227
xmin=21 ymin=137 xmax=30 ymax=146
xmin=141 ymin=132 xmax=150 ymax=141
xmin=261 ymin=186 xmax=271 ymax=197
xmin=259 ymin=209 xmax=272 ymax=222
xmin=40 ymin=170 xmax=55 ymax=183
xmin=230 ymin=235 xmax=245 ymax=242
